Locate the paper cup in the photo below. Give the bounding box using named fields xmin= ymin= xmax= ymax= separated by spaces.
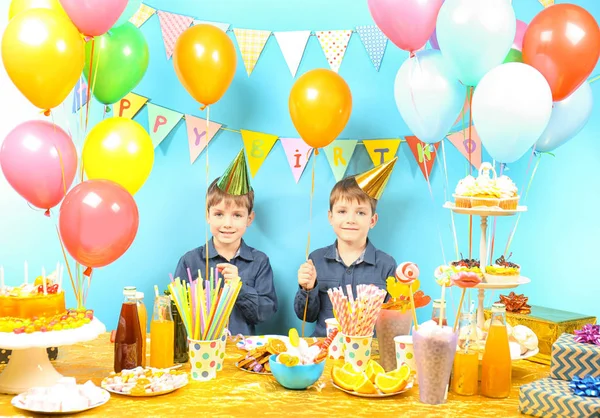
xmin=394 ymin=335 xmax=417 ymax=381
xmin=188 ymin=338 xmax=221 ymax=381
xmin=342 ymin=334 xmax=373 ymax=372
xmin=325 ymin=318 xmax=344 ymax=360
xmin=216 ymin=331 xmax=228 ymax=372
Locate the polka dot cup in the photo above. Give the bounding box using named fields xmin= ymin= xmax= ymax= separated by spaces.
xmin=341 ymin=334 xmax=373 ymax=372
xmin=325 ymin=318 xmax=344 ymax=360
xmin=216 ymin=331 xmax=228 ymax=372
xmin=394 ymin=335 xmax=417 ymax=383
xmin=188 ymin=338 xmax=221 ymax=381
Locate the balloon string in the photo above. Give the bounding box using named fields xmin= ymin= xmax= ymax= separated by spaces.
xmin=468 ymin=87 xmax=474 ymax=259
xmin=488 ymin=164 xmax=504 ymax=264
xmin=302 ymin=149 xmax=317 ymax=338
xmin=84 ymin=38 xmax=95 ymax=130
xmin=55 ymin=225 xmax=77 ymax=304
xmin=441 ymin=140 xmax=459 ymax=260
xmin=205 ymin=105 xmax=210 ymax=284
xmin=423 ymin=150 xmax=447 ymax=266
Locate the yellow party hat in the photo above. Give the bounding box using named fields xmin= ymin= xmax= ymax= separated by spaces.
xmin=354 ymin=157 xmax=397 ymax=200
xmin=217 ymin=149 xmax=252 ymax=195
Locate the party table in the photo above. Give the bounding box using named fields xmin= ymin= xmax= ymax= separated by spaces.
xmin=0 ymin=333 xmax=549 ymax=417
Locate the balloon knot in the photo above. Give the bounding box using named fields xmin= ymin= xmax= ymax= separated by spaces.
xmin=83 ymin=35 xmax=93 ymax=42
xmin=83 ymin=267 xmax=93 ymax=277
xmin=409 ymin=52 xmax=416 ymax=58
xmin=314 ymin=149 xmax=320 ymax=156
xmin=43 ymin=110 xmax=51 ymax=117
xmin=105 ymin=105 xmax=111 ymax=113
xmin=44 ymin=209 xmax=51 ymax=217
xmin=200 ymin=105 xmax=207 ymax=111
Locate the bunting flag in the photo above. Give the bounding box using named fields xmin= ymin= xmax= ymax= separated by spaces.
xmin=157 ymin=11 xmax=194 ymax=59
xmin=323 ymin=140 xmax=358 ymax=181
xmin=363 ymin=139 xmax=401 ymax=166
xmin=186 ymin=115 xmax=222 ymax=164
xmin=539 ymin=0 xmax=554 ymax=6
xmin=71 ymin=77 xmax=89 ymax=113
xmin=146 ymin=103 xmax=183 ymax=148
xmin=447 ymin=126 xmax=482 ymax=170
xmin=193 ymin=20 xmax=230 ymax=32
xmin=112 ymin=93 xmax=148 ymax=119
xmin=405 ymin=136 xmax=439 ymax=179
xmin=355 ymin=25 xmax=388 ymax=71
xmin=280 ymin=138 xmax=313 ymax=183
xmin=274 ymin=31 xmax=311 ymax=77
xmin=240 ymin=129 xmax=279 ymax=177
xmin=129 ymin=4 xmax=156 ymax=28
xmin=233 ymin=29 xmax=272 ymax=76
xmin=316 ymin=30 xmax=352 ymax=73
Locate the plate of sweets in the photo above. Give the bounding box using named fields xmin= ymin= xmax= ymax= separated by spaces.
xmin=101 ymin=366 xmax=188 ymax=397
xmin=331 ymin=361 xmax=413 ymax=398
xmin=11 ymin=377 xmax=109 ymax=415
xmin=235 ymin=338 xmax=288 ymax=375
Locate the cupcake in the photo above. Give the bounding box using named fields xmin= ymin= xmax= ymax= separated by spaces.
xmin=450 ymin=257 xmax=482 ymax=276
xmin=484 ymin=255 xmax=520 ymax=284
xmin=470 ymin=163 xmax=501 ymax=207
xmin=453 ymin=175 xmax=476 ymax=208
xmin=496 ymin=175 xmax=520 ymax=210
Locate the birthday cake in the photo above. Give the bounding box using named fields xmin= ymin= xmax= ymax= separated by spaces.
xmin=453 ymin=162 xmax=519 ymax=210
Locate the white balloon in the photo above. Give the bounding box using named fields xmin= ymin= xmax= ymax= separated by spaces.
xmin=472 ymin=63 xmax=553 ymax=163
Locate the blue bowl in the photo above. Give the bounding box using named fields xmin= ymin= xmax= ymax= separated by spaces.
xmin=268 ymin=355 xmax=325 ymax=390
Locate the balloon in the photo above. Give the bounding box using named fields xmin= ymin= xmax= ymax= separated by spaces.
xmin=503 ymin=49 xmax=523 ymax=64
xmin=367 ymin=0 xmax=443 ymax=53
xmin=0 ymin=121 xmax=77 ymax=211
xmin=59 ymin=179 xmax=139 ymax=269
xmin=394 ymin=50 xmax=465 ymax=144
xmin=436 ymin=0 xmax=516 ymax=86
xmin=1 ymin=9 xmax=84 ymax=113
xmin=513 ymin=19 xmax=527 ymax=51
xmin=535 ymin=82 xmax=593 ymax=153
xmin=83 ymin=118 xmax=154 ymax=195
xmin=8 ymin=0 xmax=65 ymax=19
xmin=173 ymin=24 xmax=236 ymax=107
xmin=83 ymin=23 xmax=149 ymax=105
xmin=289 ymin=69 xmax=352 ymax=149
xmin=112 ymin=0 xmax=141 ymax=28
xmin=58 ymin=0 xmax=127 ymax=36
xmin=429 ymin=28 xmax=440 ymax=50
xmin=522 ymin=4 xmax=600 ymax=102
xmin=472 ymin=63 xmax=553 ymax=164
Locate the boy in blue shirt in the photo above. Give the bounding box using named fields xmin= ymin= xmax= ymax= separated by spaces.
xmin=174 ymin=150 xmax=278 ymax=336
xmin=294 ymin=158 xmax=398 ymax=337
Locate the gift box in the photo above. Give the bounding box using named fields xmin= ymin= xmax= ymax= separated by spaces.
xmin=550 ymin=333 xmax=600 ymax=381
xmin=519 ymin=377 xmax=600 ymax=418
xmin=484 ymin=305 xmax=597 ymax=365
xmin=0 ymin=347 xmax=58 ymax=364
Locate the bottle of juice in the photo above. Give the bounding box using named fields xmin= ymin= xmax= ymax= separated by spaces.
xmin=451 ymin=312 xmax=479 ymax=396
xmin=135 ymin=292 xmax=147 ymax=367
xmin=150 ymin=295 xmax=174 ymax=369
xmin=481 ymin=303 xmax=512 ymax=398
xmin=114 ymin=286 xmax=143 ymax=373
xmin=431 ymin=299 xmax=448 ymax=326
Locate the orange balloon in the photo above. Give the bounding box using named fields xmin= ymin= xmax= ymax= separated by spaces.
xmin=289 ymin=69 xmax=352 ymax=149
xmin=173 ymin=24 xmax=236 ymax=107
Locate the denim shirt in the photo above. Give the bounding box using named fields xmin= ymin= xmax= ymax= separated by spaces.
xmin=293 ymin=239 xmax=396 ymax=337
xmin=174 ymin=239 xmax=278 ymax=336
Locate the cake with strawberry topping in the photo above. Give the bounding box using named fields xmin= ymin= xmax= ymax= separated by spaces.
xmin=450 ymin=256 xmax=482 ymax=276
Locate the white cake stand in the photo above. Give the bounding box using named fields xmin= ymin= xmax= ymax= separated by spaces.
xmin=0 ymin=318 xmax=105 ymax=394
xmin=443 ymin=203 xmax=530 ymax=328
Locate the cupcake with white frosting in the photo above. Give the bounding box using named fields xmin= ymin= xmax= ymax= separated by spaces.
xmin=496 ymin=175 xmax=520 ymax=210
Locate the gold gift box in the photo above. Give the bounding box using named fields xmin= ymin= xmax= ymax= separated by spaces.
xmin=484 ymin=305 xmax=597 ymax=365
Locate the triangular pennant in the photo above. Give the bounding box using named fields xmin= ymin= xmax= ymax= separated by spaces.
xmin=280 ymin=138 xmax=313 ymax=183
xmin=72 ymin=77 xmax=89 ymax=113
xmin=323 ymin=140 xmax=358 ymax=181
xmin=274 ymin=31 xmax=311 ymax=77
xmin=193 ymin=20 xmax=230 ymax=32
xmin=538 ymin=0 xmax=554 ymax=7
xmin=240 ymin=129 xmax=278 ymax=177
xmin=186 ymin=115 xmax=222 ymax=164
xmin=447 ymin=126 xmax=482 ymax=170
xmin=112 ymin=93 xmax=148 ymax=119
xmin=233 ymin=29 xmax=271 ymax=76
xmin=129 ymin=4 xmax=156 ymax=28
xmin=316 ymin=30 xmax=352 ymax=73
xmin=157 ymin=11 xmax=193 ymax=59
xmin=146 ymin=103 xmax=183 ymax=148
xmin=355 ymin=25 xmax=388 ymax=71
xmin=363 ymin=139 xmax=401 ymax=166
xmin=405 ymin=136 xmax=439 ymax=180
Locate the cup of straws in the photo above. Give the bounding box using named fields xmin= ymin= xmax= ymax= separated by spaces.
xmin=168 ymin=273 xmax=242 ymax=381
xmin=327 ymin=284 xmax=387 ymax=372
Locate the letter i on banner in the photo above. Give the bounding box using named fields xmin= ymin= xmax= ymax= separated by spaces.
xmin=241 ymin=130 xmax=279 ymax=177
xmin=323 ymin=140 xmax=358 ymax=181
xmin=363 ymin=139 xmax=401 ymax=166
xmin=146 ymin=103 xmax=183 ymax=148
xmin=112 ymin=93 xmax=148 ymax=119
xmin=280 ymin=138 xmax=313 ymax=183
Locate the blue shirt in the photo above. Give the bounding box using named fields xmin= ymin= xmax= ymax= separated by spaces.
xmin=174 ymin=239 xmax=278 ymax=336
xmin=293 ymin=240 xmax=396 ymax=337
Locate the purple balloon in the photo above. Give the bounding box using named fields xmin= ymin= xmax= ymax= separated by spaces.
xmin=513 ymin=19 xmax=528 ymax=51
xmin=429 ymin=28 xmax=440 ymax=50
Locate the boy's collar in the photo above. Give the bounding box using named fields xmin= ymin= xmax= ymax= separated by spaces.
xmin=203 ymin=238 xmax=254 ymax=261
xmin=325 ymin=239 xmax=376 ymax=265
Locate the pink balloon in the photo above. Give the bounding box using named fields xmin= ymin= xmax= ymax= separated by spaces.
xmin=59 ymin=0 xmax=127 ymax=37
xmin=513 ymin=20 xmax=528 ymax=52
xmin=368 ymin=0 xmax=444 ymax=53
xmin=1 ymin=121 xmax=77 ymax=212
xmin=59 ymin=179 xmax=139 ymax=269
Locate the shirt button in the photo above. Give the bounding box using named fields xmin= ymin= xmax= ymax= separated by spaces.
xmin=346 ymin=269 xmax=351 ymax=274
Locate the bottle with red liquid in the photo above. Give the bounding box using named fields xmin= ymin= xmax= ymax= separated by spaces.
xmin=431 ymin=299 xmax=448 ymax=327
xmin=114 ymin=286 xmax=143 ymax=373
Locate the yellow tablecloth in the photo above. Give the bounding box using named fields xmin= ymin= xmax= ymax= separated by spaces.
xmin=0 ymin=334 xmax=549 ymax=417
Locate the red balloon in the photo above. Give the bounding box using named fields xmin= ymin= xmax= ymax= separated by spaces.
xmin=522 ymin=4 xmax=600 ymax=101
xmin=59 ymin=179 xmax=139 ymax=269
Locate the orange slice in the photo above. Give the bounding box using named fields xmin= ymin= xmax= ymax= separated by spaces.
xmin=353 ymin=372 xmax=378 ymax=394
xmin=375 ymin=373 xmax=408 ymax=394
xmin=331 ymin=366 xmax=361 ymax=391
xmin=288 ymin=328 xmax=300 ymax=348
xmin=365 ymin=360 xmax=385 ymax=383
xmin=388 ymin=364 xmax=411 ymax=381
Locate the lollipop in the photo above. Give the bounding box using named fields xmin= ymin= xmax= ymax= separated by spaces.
xmin=395 ymin=262 xmax=420 ymax=331
xmin=434 ymin=265 xmax=455 ymax=287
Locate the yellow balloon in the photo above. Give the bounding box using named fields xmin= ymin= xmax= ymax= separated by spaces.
xmin=83 ymin=118 xmax=154 ymax=195
xmin=1 ymin=9 xmax=84 ymax=113
xmin=8 ymin=0 xmax=66 ymax=20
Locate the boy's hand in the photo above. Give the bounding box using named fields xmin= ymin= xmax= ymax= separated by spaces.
xmin=298 ymin=259 xmax=317 ymax=291
xmin=217 ymin=263 xmax=239 ymax=282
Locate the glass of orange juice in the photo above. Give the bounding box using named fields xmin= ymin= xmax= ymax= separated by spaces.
xmin=150 ymin=295 xmax=174 ymax=369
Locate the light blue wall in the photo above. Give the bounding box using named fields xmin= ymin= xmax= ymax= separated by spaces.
xmin=1 ymin=0 xmax=599 ymax=335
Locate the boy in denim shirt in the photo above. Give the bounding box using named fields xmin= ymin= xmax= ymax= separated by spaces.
xmin=294 ymin=158 xmax=398 ymax=337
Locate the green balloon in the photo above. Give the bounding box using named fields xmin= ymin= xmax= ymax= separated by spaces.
xmin=83 ymin=23 xmax=149 ymax=105
xmin=503 ymin=48 xmax=523 ymax=64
